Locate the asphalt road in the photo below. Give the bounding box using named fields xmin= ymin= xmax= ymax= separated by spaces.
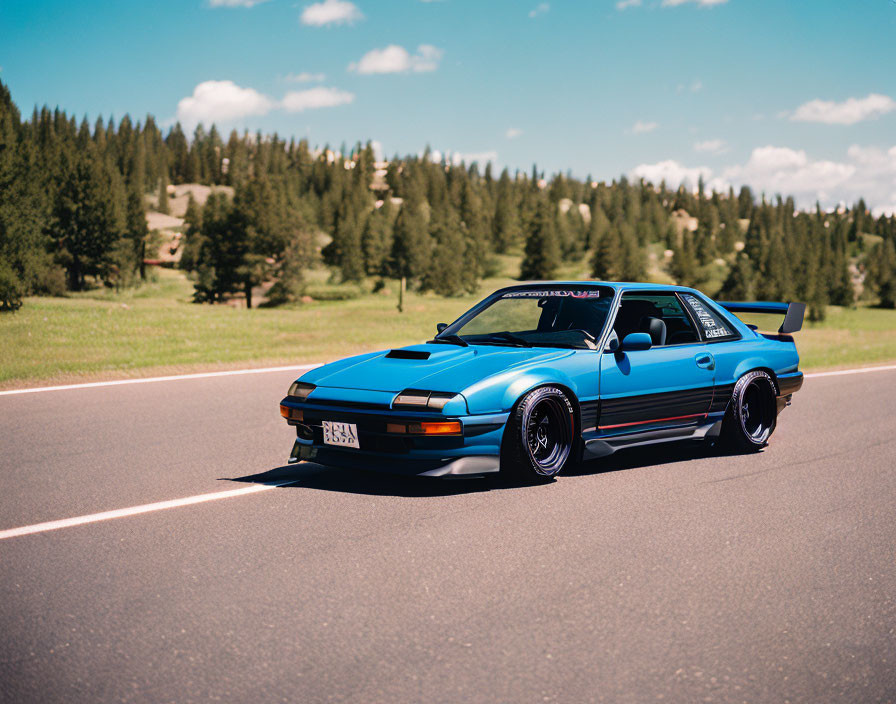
xmin=1 ymin=368 xmax=894 ymax=703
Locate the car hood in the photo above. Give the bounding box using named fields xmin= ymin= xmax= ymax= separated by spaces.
xmin=306 ymin=343 xmax=575 ymax=394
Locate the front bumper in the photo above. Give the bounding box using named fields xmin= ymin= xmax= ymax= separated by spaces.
xmin=289 ymin=442 xmax=501 ymax=477
xmin=281 ymin=394 xmax=508 ymax=477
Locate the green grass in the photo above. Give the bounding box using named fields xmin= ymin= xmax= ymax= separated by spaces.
xmin=740 ymin=307 xmax=896 ymax=370
xmin=3 ymin=267 xmax=896 ymax=388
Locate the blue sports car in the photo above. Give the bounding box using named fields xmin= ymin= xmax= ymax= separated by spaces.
xmin=280 ymin=282 xmax=804 ymax=480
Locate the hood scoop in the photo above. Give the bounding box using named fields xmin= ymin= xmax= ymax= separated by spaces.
xmin=385 ymin=349 xmax=431 ymax=360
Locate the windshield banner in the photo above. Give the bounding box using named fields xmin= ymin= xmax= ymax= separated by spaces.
xmin=503 ymin=290 xmax=602 ymax=299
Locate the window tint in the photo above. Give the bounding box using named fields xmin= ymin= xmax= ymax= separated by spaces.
xmin=679 ymin=293 xmax=739 ymax=341
xmin=613 ymin=293 xmax=699 ymax=346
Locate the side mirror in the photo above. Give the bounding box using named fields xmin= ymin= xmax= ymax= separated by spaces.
xmin=436 ymin=322 xmax=448 ymax=334
xmin=620 ymin=332 xmax=652 ymax=352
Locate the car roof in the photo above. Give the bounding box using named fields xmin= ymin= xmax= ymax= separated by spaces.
xmin=497 ymin=281 xmax=702 ymax=294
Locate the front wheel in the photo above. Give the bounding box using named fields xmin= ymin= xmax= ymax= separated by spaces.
xmin=719 ymin=370 xmax=777 ymax=453
xmin=502 ymin=386 xmax=577 ymax=480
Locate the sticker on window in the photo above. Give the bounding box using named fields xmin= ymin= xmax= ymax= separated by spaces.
xmin=681 ymin=294 xmax=734 ymax=339
xmin=503 ymin=289 xmax=601 ymax=299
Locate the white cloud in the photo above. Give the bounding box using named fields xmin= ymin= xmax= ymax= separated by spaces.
xmin=284 ymin=72 xmax=326 ymax=83
xmin=349 ymin=44 xmax=443 ymax=74
xmin=630 ymin=120 xmax=658 ymax=134
xmin=529 ymin=2 xmax=550 ymax=18
xmin=662 ymin=0 xmax=727 ymax=6
xmin=209 ymin=0 xmax=269 ymax=6
xmin=631 ymin=160 xmax=712 ymax=189
xmin=616 ymin=0 xmax=642 ymax=9
xmin=631 ymin=144 xmax=896 ymax=214
xmin=505 ymin=127 xmax=524 ymax=139
xmin=176 ymin=80 xmax=275 ymax=128
xmin=693 ymin=138 xmax=728 ymax=154
xmin=300 ymin=0 xmax=363 ymax=26
xmin=281 ymin=87 xmax=354 ymax=112
xmin=789 ymin=93 xmax=896 ymax=125
xmin=676 ymin=79 xmax=703 ymax=93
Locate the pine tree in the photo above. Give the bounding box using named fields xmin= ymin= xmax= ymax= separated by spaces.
xmin=671 ymin=230 xmax=699 ymax=287
xmin=52 ymin=148 xmax=126 ymax=290
xmin=157 ymin=169 xmax=169 ymax=214
xmin=492 ymin=170 xmax=520 ymax=253
xmin=591 ymin=223 xmax=622 ymax=281
xmin=520 ymin=199 xmax=560 ymax=280
xmin=868 ymin=239 xmax=896 ymax=308
xmin=619 ymin=222 xmax=646 ymax=281
xmin=720 ymin=252 xmax=756 ymax=300
xmin=179 ymin=193 xmax=204 ymax=272
xmin=125 ymin=184 xmax=149 ymax=280
xmin=389 ymin=195 xmax=431 ymax=284
xmin=422 ymin=208 xmax=467 ymax=295
xmin=361 ymin=198 xmax=394 ymax=276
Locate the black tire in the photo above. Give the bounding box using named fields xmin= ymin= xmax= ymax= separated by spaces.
xmin=720 ymin=370 xmax=777 ymax=453
xmin=502 ymin=386 xmax=578 ymax=480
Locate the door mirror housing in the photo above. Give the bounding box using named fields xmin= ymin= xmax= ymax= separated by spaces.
xmin=436 ymin=322 xmax=448 ymax=334
xmin=620 ymin=332 xmax=652 ymax=352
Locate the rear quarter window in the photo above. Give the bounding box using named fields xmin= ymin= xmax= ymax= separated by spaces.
xmin=680 ymin=293 xmax=740 ymax=342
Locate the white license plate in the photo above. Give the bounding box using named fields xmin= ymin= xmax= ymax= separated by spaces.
xmin=322 ymin=421 xmax=360 ymax=449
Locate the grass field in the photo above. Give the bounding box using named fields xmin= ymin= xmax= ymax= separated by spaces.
xmin=2 ymin=266 xmax=896 ymax=389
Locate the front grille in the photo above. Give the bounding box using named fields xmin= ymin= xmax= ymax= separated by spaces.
xmin=302 ymin=397 xmax=390 ymax=410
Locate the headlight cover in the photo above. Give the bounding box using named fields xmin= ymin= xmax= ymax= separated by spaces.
xmin=393 ymin=390 xmax=459 ymax=410
xmin=288 ymin=381 xmax=316 ymax=399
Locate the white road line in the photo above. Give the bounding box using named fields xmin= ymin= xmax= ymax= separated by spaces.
xmin=804 ymin=364 xmax=896 ymax=378
xmin=0 ymin=364 xmax=321 ymax=397
xmin=0 ymin=481 xmax=297 ymax=540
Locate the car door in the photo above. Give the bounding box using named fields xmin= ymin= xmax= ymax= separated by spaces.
xmin=597 ymin=291 xmax=715 ymax=432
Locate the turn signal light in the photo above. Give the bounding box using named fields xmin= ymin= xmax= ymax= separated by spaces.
xmin=280 ymin=405 xmax=303 ymax=421
xmin=418 ymin=421 xmax=462 ymax=435
xmin=386 ymin=421 xmax=462 ymax=435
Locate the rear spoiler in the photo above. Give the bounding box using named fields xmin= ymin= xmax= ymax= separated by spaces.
xmin=717 ymin=301 xmax=805 ymax=334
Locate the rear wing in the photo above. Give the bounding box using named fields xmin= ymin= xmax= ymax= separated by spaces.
xmin=717 ymin=301 xmax=805 ymax=334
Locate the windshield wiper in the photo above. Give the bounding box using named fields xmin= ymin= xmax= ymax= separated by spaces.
xmin=429 ymin=334 xmax=469 ymax=347
xmin=485 ymin=331 xmax=532 ymax=347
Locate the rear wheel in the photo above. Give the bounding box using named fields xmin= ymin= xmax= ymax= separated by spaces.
xmin=502 ymin=386 xmax=577 ymax=480
xmin=720 ymin=371 xmax=777 ymax=453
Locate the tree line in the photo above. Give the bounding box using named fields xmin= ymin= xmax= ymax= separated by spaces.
xmin=2 ymin=78 xmax=896 ymax=316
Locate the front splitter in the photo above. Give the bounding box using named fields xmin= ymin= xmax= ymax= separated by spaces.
xmin=289 ymin=441 xmax=501 ymax=477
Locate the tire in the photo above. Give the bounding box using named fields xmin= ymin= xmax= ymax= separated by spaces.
xmin=719 ymin=370 xmax=778 ymax=453
xmin=502 ymin=386 xmax=578 ymax=480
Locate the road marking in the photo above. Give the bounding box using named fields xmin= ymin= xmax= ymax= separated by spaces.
xmin=0 ymin=481 xmax=297 ymax=540
xmin=0 ymin=364 xmax=321 ymax=397
xmin=804 ymin=364 xmax=896 ymax=379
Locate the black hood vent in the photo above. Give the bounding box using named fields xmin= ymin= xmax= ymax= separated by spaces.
xmin=385 ymin=349 xmax=431 ymax=360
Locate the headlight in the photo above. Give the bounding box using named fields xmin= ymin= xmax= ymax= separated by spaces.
xmin=288 ymin=381 xmax=315 ymax=399
xmin=393 ymin=390 xmax=459 ymax=410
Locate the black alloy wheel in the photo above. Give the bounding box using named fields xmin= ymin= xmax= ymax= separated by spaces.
xmin=503 ymin=386 xmax=577 ymax=479
xmin=720 ymin=370 xmax=777 ymax=452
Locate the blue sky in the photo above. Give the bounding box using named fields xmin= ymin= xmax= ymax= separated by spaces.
xmin=2 ymin=0 xmax=895 ymax=212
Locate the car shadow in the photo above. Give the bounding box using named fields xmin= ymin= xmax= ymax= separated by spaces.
xmin=223 ymin=441 xmax=726 ymax=498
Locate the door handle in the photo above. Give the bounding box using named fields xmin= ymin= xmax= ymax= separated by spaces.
xmin=695 ymin=353 xmax=715 ymax=370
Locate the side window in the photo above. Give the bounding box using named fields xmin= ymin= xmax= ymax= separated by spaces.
xmin=612 ymin=293 xmax=700 ymax=347
xmin=679 ymin=293 xmax=740 ymax=341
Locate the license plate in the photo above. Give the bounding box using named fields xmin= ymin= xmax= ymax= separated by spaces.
xmin=322 ymin=421 xmax=360 ymax=449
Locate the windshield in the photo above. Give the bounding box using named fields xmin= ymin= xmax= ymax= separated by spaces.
xmin=439 ymin=287 xmax=614 ymax=349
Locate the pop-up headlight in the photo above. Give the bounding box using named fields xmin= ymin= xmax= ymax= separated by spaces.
xmin=287 ymin=382 xmax=316 ymax=399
